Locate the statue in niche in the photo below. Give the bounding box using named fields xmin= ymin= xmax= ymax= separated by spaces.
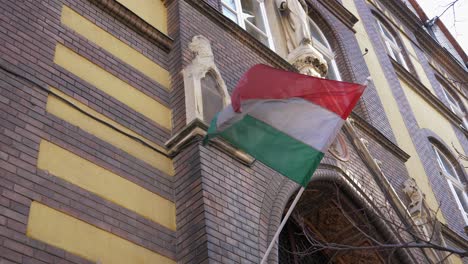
xmin=275 ymin=0 xmax=328 ymax=77
xmin=275 ymin=0 xmax=311 ymax=53
xmin=183 ymin=35 xmax=230 ymax=124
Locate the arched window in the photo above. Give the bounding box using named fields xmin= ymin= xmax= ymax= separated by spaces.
xmin=308 ymin=19 xmax=341 ymax=80
xmin=221 ymin=0 xmax=275 ymax=49
xmin=432 ymin=144 xmax=468 ymax=224
xmin=201 ymin=71 xmax=224 ymax=123
xmin=375 ymin=19 xmax=409 ymax=70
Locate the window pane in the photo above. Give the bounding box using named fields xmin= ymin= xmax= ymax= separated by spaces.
xmin=445 ymin=89 xmax=460 ymax=109
xmin=455 ymin=188 xmax=468 ymax=213
xmin=436 ymin=149 xmax=459 ymax=180
xmin=240 ymin=0 xmax=266 ymax=33
xmin=394 ymin=48 xmax=406 ymax=65
xmin=309 ymin=20 xmax=327 ymax=47
xmin=379 ymin=23 xmax=395 ymax=43
xmin=386 ymin=43 xmax=397 ymax=60
xmin=326 ymin=59 xmax=338 ymax=80
xmin=245 ymin=22 xmax=268 ymax=46
xmin=222 ymin=0 xmax=237 ymax=10
xmin=222 ymin=6 xmax=238 ymax=23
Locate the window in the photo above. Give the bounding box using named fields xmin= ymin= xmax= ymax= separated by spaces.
xmin=221 ymin=0 xmax=275 ymax=49
xmin=433 ymin=145 xmax=468 ymax=224
xmin=376 ymin=20 xmax=409 ymax=70
xmin=308 ymin=19 xmax=341 ymax=80
xmin=441 ymin=86 xmax=462 ymax=114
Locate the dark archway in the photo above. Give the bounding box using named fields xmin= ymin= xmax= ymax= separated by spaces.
xmin=274 ymin=168 xmax=410 ymax=263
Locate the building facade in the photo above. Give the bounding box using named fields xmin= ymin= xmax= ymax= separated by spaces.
xmin=0 ymin=0 xmax=467 ymax=263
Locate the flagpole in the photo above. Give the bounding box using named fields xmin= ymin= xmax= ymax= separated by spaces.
xmin=260 ymin=186 xmax=305 ymax=264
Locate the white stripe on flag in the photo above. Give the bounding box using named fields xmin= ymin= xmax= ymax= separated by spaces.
xmin=216 ymin=98 xmax=344 ymax=152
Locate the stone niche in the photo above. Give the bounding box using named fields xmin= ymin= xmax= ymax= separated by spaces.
xmin=182 ymin=35 xmax=230 ymax=124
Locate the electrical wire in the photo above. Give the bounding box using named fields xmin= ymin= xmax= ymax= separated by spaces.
xmin=0 ymin=63 xmax=201 ymax=159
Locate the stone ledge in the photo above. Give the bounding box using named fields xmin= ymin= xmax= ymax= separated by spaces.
xmin=441 ymin=223 xmax=468 ymax=248
xmin=315 ymin=0 xmax=359 ymax=33
xmin=165 ymin=119 xmax=255 ymax=166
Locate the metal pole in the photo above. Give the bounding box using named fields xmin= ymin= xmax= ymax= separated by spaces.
xmin=260 ymin=187 xmax=305 ymax=264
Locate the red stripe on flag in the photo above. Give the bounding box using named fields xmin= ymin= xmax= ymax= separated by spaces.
xmin=231 ymin=64 xmax=366 ymax=119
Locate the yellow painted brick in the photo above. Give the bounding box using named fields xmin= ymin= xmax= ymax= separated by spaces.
xmin=46 ymin=89 xmax=174 ymax=176
xmin=61 ymin=6 xmax=170 ymax=89
xmin=37 ymin=140 xmax=176 ymax=230
xmin=115 ymin=0 xmax=167 ymax=34
xmin=53 ymin=44 xmax=172 ymax=130
xmin=27 ymin=202 xmax=176 ymax=263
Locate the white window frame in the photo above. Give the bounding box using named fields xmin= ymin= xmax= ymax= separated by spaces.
xmin=433 ymin=145 xmax=468 ymax=224
xmin=376 ymin=20 xmax=409 ymax=70
xmin=221 ymin=0 xmax=275 ymax=50
xmin=308 ymin=18 xmax=341 ymax=81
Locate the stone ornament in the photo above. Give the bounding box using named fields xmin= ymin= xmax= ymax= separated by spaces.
xmin=183 ymin=35 xmax=230 ymax=124
xmin=402 ymin=178 xmax=424 ymax=217
xmin=275 ymin=0 xmax=311 ymax=53
xmin=402 ymin=178 xmax=444 ymax=252
xmin=287 ymin=44 xmax=328 ymax=77
xmin=276 ymin=0 xmax=328 ymax=77
xmin=373 ymin=158 xmax=383 ymax=171
xmin=360 ymin=137 xmax=370 ymax=148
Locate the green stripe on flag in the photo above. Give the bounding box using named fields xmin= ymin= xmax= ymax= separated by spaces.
xmin=215 ymin=115 xmax=324 ymax=187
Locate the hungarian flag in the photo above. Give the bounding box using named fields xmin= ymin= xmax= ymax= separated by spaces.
xmin=204 ymin=64 xmax=366 ymax=187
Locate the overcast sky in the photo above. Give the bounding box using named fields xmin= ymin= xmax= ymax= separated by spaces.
xmin=416 ymin=0 xmax=468 ymax=54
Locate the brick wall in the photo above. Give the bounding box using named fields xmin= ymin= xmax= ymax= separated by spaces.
xmin=1 ymin=0 xmax=464 ymax=263
xmin=0 ymin=0 xmax=176 ymax=263
xmin=356 ymin=0 xmax=468 ymax=239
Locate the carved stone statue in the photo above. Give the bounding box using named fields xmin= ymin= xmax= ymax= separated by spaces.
xmin=403 ymin=178 xmax=424 ymax=217
xmin=275 ymin=0 xmax=311 ymax=53
xmin=275 ymin=0 xmax=328 ymax=77
xmin=188 ymin=35 xmax=214 ymax=62
xmin=183 ymin=35 xmax=230 ymax=124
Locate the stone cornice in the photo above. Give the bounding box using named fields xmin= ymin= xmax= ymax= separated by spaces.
xmin=184 ymin=0 xmax=297 ymax=72
xmin=88 ymin=0 xmax=173 ymax=52
xmin=349 ymin=113 xmax=411 ymax=162
xmin=391 ymin=59 xmax=468 ymax=137
xmin=315 ymin=0 xmax=359 ymax=33
xmin=165 ymin=119 xmax=254 ymax=165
